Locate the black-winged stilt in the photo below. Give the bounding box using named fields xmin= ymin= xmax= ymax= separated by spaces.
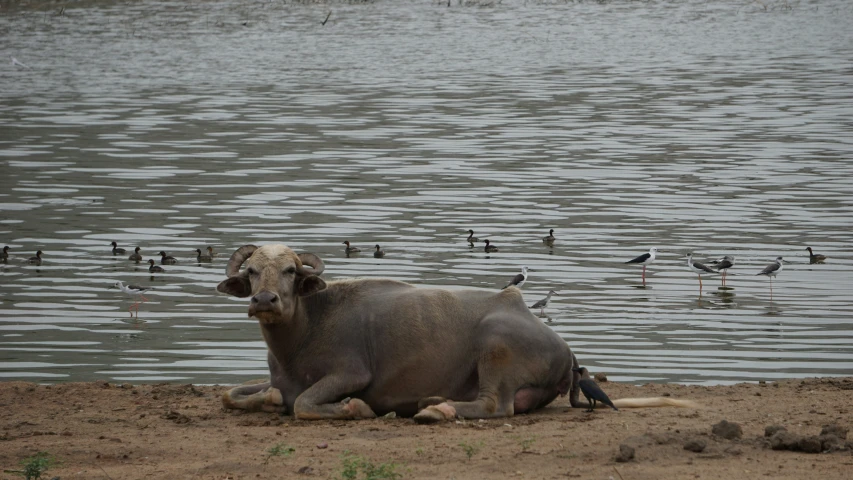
xmin=625 ymin=247 xmax=657 ymax=282
xmin=712 ymin=255 xmax=735 ymax=286
xmin=128 ymin=246 xmax=143 ymax=263
xmin=756 ymin=256 xmax=784 ymax=297
xmin=148 ymin=259 xmax=165 ymax=273
xmin=110 ymin=241 xmax=126 ymax=255
xmin=27 ymin=250 xmax=43 ymax=266
xmin=686 ymin=253 xmax=716 ymax=289
xmin=572 ymin=367 xmax=618 ymax=412
xmin=112 ymin=281 xmax=151 ymax=317
xmin=373 ymin=244 xmax=385 ymax=258
xmin=530 ymin=290 xmax=556 ymax=316
xmin=502 ymin=266 xmax=528 ymax=289
xmin=158 ymin=251 xmax=177 ymax=265
xmin=484 ymin=239 xmax=499 ymax=253
xmin=805 ymin=247 xmax=826 ymax=264
xmin=342 ymin=241 xmax=361 ymax=255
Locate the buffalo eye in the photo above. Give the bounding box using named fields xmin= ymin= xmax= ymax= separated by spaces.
xmin=284 ymin=266 xmax=296 ymax=275
xmin=247 ymin=267 xmax=258 ymax=276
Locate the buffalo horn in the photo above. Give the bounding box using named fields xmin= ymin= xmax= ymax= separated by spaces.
xmin=298 ymin=253 xmax=325 ymax=276
xmin=225 ymin=245 xmax=258 ymax=277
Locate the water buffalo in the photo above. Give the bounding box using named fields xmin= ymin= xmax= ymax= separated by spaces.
xmin=217 ymin=244 xmax=692 ymax=422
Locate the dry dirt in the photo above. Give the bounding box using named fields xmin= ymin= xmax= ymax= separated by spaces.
xmin=2 ymin=377 xmax=852 ymax=479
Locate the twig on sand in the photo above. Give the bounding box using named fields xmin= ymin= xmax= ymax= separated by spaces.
xmin=613 ymin=466 xmax=625 ymax=480
xmin=322 ymin=11 xmax=332 ymax=26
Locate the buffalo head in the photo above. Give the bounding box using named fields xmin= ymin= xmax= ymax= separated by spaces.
xmin=216 ymin=244 xmax=327 ymax=324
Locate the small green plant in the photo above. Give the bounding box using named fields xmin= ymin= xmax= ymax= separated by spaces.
xmin=458 ymin=440 xmax=483 ymax=460
xmin=414 ymin=447 xmax=424 ymax=456
xmin=264 ymin=443 xmax=295 ymax=464
xmin=339 ymin=451 xmax=403 ymax=480
xmin=518 ymin=436 xmax=537 ymax=452
xmin=17 ymin=452 xmax=59 ymax=480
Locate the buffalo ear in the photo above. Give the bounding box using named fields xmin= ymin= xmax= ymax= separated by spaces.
xmin=297 ymin=276 xmax=327 ymax=296
xmin=217 ymin=276 xmax=252 ymax=297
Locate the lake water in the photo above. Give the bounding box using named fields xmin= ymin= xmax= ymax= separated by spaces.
xmin=1 ymin=0 xmax=852 ymax=386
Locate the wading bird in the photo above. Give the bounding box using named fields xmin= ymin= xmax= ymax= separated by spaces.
xmin=112 ymin=281 xmax=151 ymax=317
xmin=625 ymin=247 xmax=657 ymax=283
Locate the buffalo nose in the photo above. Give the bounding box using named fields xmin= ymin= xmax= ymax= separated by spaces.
xmin=251 ymin=291 xmax=279 ymax=307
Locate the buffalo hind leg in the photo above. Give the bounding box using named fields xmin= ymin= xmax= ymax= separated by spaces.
xmin=292 ymin=373 xmax=377 ymax=420
xmin=222 ymin=381 xmax=286 ymax=413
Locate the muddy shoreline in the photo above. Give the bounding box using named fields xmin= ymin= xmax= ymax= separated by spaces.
xmin=2 ymin=377 xmax=851 ymax=479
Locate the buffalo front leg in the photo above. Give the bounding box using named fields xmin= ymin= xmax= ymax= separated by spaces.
xmin=222 ymin=381 xmax=287 ymax=413
xmin=292 ymin=374 xmax=376 ymax=420
xmin=414 ymin=346 xmax=516 ymax=424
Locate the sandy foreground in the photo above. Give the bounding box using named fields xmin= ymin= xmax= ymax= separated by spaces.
xmin=1 ymin=378 xmax=852 ymax=479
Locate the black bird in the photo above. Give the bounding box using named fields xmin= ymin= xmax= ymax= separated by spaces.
xmin=805 ymin=247 xmax=826 ymax=264
xmin=158 ymin=251 xmax=178 ymax=265
xmin=27 ymin=250 xmax=43 ymax=266
xmin=530 ymin=290 xmax=557 ymax=316
xmin=148 ymin=259 xmax=165 ymax=273
xmin=128 ymin=246 xmax=143 ymax=263
xmin=342 ymin=241 xmax=361 ymax=255
xmin=373 ymin=244 xmax=385 ymax=258
xmin=712 ymin=255 xmax=735 ymax=286
xmin=196 ymin=248 xmax=212 ymax=263
xmin=1 ymin=246 xmax=9 ymax=262
xmin=542 ymin=229 xmax=555 ymax=247
xmin=573 ymin=366 xmax=618 ymax=412
xmin=502 ymin=266 xmax=528 ymax=289
xmin=110 ymin=241 xmax=126 ymax=255
xmin=484 ymin=239 xmax=499 ymax=253
xmin=466 ymin=229 xmax=479 ymax=244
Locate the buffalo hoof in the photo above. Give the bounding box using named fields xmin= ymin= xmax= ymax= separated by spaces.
xmin=342 ymin=398 xmax=377 ymax=419
xmin=413 ymin=403 xmax=457 ymax=424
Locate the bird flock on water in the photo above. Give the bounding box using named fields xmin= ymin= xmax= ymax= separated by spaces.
xmin=0 ymin=235 xmax=830 ymax=323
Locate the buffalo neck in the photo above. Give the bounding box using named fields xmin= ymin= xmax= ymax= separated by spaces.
xmin=259 ymin=292 xmax=329 ymax=365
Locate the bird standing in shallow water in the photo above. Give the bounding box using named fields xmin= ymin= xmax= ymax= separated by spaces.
xmin=27 ymin=250 xmax=43 ymax=266
xmin=110 ymin=241 xmax=126 ymax=255
xmin=530 ymin=290 xmax=557 ymax=316
xmin=128 ymin=246 xmax=143 ymax=263
xmin=502 ymin=266 xmax=528 ymax=289
xmin=542 ymin=229 xmax=555 ymax=247
xmin=373 ymin=244 xmax=385 ymax=258
xmin=573 ymin=367 xmax=618 ymax=412
xmin=625 ymin=247 xmax=657 ymax=283
xmin=158 ymin=251 xmax=177 ymax=265
xmin=466 ymin=229 xmax=479 ymax=244
xmin=148 ymin=259 xmax=165 ymax=273
xmin=712 ymin=255 xmax=735 ymax=287
xmin=112 ymin=281 xmax=151 ymax=317
xmin=805 ymin=247 xmax=826 ymax=264
xmin=756 ymin=256 xmax=784 ymax=298
xmin=342 ymin=241 xmax=361 ymax=255
xmin=484 ymin=239 xmax=499 ymax=253
xmin=196 ymin=248 xmax=212 ymax=263
xmin=686 ymin=253 xmax=717 ymax=290
xmin=1 ymin=246 xmax=9 ymax=262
